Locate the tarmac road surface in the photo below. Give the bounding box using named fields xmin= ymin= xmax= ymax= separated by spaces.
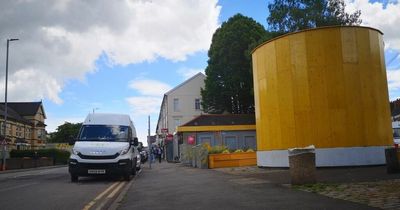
xmin=118 ymin=162 xmax=378 ymax=210
xmin=0 ymin=166 xmax=133 ymax=210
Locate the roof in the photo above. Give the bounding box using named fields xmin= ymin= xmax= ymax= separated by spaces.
xmin=391 ymin=99 xmax=400 ymax=117
xmin=393 ymin=107 xmax=400 ymax=117
xmin=252 ymin=26 xmax=384 ymax=54
xmin=165 ymin=72 xmax=205 ymax=95
xmin=83 ymin=113 xmax=133 ymax=126
xmin=0 ymin=102 xmax=45 ymax=118
xmin=0 ymin=104 xmax=33 ymax=125
xmin=182 ymin=114 xmax=255 ymax=126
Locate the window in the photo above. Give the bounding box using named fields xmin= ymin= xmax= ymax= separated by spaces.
xmin=195 ymin=98 xmax=201 ymax=110
xmin=224 ymin=136 xmax=238 ymax=150
xmin=244 ymin=136 xmax=256 ymax=150
xmin=394 ymin=128 xmax=400 ymax=138
xmin=37 ymin=129 xmax=42 ymax=138
xmin=173 ymin=98 xmax=179 ymax=112
xmin=6 ymin=124 xmax=10 ymax=135
xmin=174 ymin=118 xmax=181 ymax=128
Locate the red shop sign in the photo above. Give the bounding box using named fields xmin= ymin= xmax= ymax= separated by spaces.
xmin=166 ymin=134 xmax=174 ymax=141
xmin=187 ymin=136 xmax=195 ymax=145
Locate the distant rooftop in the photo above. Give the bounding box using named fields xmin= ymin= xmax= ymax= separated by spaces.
xmin=0 ymin=102 xmax=43 ymax=117
xmin=182 ymin=114 xmax=255 ymax=127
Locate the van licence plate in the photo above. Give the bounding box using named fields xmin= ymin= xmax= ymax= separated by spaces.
xmin=88 ymin=169 xmax=106 ymax=174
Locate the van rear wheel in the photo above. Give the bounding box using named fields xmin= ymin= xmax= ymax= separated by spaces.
xmin=132 ymin=159 xmax=137 ymax=175
xmin=123 ymin=173 xmax=131 ymax=181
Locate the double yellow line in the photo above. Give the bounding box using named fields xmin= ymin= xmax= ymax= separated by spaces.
xmin=83 ymin=181 xmax=126 ymax=210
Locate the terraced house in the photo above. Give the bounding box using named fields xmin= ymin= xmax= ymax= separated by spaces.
xmin=0 ymin=102 xmax=47 ymax=150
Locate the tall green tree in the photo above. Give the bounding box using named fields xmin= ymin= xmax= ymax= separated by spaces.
xmin=48 ymin=122 xmax=82 ymax=143
xmin=201 ymin=14 xmax=270 ymax=114
xmin=267 ymin=0 xmax=362 ymax=33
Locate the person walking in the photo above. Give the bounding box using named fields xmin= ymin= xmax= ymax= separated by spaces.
xmin=151 ymin=146 xmax=156 ymax=163
xmin=157 ymin=146 xmax=162 ymax=163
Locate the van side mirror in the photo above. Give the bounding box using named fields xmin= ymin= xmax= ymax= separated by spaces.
xmin=68 ymin=135 xmax=76 ymax=145
xmin=132 ymin=137 xmax=139 ymax=147
xmin=138 ymin=142 xmax=143 ymax=152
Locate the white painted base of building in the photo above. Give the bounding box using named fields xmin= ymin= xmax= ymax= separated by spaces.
xmin=257 ymin=146 xmax=387 ymax=167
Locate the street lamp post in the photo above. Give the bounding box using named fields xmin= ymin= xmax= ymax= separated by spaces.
xmin=92 ymin=107 xmax=99 ymax=114
xmin=2 ymin=38 xmax=18 ymax=171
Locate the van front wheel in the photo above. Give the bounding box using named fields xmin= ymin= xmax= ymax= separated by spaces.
xmin=71 ymin=174 xmax=78 ymax=182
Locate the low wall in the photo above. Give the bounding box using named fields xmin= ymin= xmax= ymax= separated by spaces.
xmin=209 ymin=152 xmax=256 ymax=169
xmin=1 ymin=157 xmax=54 ymax=170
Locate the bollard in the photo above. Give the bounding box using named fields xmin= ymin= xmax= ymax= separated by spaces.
xmin=289 ymin=146 xmax=316 ymax=185
xmin=385 ymin=147 xmax=400 ymax=173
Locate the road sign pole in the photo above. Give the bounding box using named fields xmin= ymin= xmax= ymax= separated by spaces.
xmin=148 ymin=115 xmax=151 ymax=169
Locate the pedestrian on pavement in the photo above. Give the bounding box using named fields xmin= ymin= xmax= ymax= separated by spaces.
xmin=157 ymin=147 xmax=162 ymax=163
xmin=150 ymin=146 xmax=155 ymax=163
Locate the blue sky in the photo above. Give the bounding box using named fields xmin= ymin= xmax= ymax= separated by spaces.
xmin=0 ymin=0 xmax=399 ymax=144
xmin=45 ymin=0 xmax=275 ymax=142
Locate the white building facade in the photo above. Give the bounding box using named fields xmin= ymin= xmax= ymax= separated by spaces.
xmin=156 ymin=73 xmax=206 ymax=161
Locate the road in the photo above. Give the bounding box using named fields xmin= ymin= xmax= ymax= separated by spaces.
xmin=0 ymin=166 xmax=130 ymax=210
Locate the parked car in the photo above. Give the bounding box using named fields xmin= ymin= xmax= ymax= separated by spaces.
xmin=140 ymin=150 xmax=148 ymax=163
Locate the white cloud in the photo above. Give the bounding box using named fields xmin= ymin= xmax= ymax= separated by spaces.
xmin=345 ymin=0 xmax=400 ymax=50
xmin=177 ymin=68 xmax=205 ymax=80
xmin=0 ymin=0 xmax=220 ymax=103
xmin=126 ymin=78 xmax=171 ymax=119
xmin=0 ymin=68 xmax=62 ymax=104
xmin=387 ymin=69 xmax=400 ymax=90
xmin=125 ymin=96 xmax=162 ymax=116
xmin=128 ymin=79 xmax=172 ymax=96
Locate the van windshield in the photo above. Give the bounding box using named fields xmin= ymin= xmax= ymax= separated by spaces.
xmin=78 ymin=125 xmax=130 ymax=142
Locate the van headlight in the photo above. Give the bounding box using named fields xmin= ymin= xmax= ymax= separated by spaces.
xmin=120 ymin=145 xmax=130 ymax=156
xmin=72 ymin=148 xmax=80 ymax=155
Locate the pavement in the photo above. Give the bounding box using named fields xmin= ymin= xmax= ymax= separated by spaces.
xmin=215 ymin=166 xmax=400 ymax=209
xmin=116 ymin=161 xmax=400 ymax=210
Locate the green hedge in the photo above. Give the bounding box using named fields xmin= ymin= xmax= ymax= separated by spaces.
xmin=10 ymin=149 xmax=70 ymax=165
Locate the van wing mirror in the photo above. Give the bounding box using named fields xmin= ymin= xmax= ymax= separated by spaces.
xmin=68 ymin=135 xmax=76 ymax=145
xmin=132 ymin=137 xmax=139 ymax=147
xmin=138 ymin=142 xmax=143 ymax=151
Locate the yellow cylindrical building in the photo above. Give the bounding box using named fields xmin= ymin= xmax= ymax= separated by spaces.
xmin=252 ymin=26 xmax=392 ymax=167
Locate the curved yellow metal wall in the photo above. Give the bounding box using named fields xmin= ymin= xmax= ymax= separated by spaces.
xmin=252 ymin=26 xmax=392 ymax=151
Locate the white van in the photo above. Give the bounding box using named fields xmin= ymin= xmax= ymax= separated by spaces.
xmin=68 ymin=113 xmax=141 ymax=182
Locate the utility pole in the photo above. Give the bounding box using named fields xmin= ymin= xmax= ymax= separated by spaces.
xmin=148 ymin=115 xmax=151 ymax=169
xmin=2 ymin=38 xmax=19 ymax=171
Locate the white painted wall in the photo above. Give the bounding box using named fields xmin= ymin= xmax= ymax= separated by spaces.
xmin=166 ymin=74 xmax=205 ymax=134
xmin=257 ymin=146 xmax=387 ymax=167
xmin=155 ymin=73 xmax=206 ymax=159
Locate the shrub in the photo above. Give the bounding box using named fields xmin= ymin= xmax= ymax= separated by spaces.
xmin=222 ymin=149 xmax=230 ymax=154
xmin=10 ymin=149 xmax=70 ymax=165
xmin=246 ymin=149 xmax=255 ymax=152
xmin=208 ymin=145 xmax=228 ymax=154
xmin=234 ymin=149 xmax=244 ymax=153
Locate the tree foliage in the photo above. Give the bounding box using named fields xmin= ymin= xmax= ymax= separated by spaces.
xmin=201 ymin=14 xmax=270 ymax=114
xmin=267 ymin=0 xmax=362 ymax=33
xmin=48 ymin=122 xmax=82 ymax=143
